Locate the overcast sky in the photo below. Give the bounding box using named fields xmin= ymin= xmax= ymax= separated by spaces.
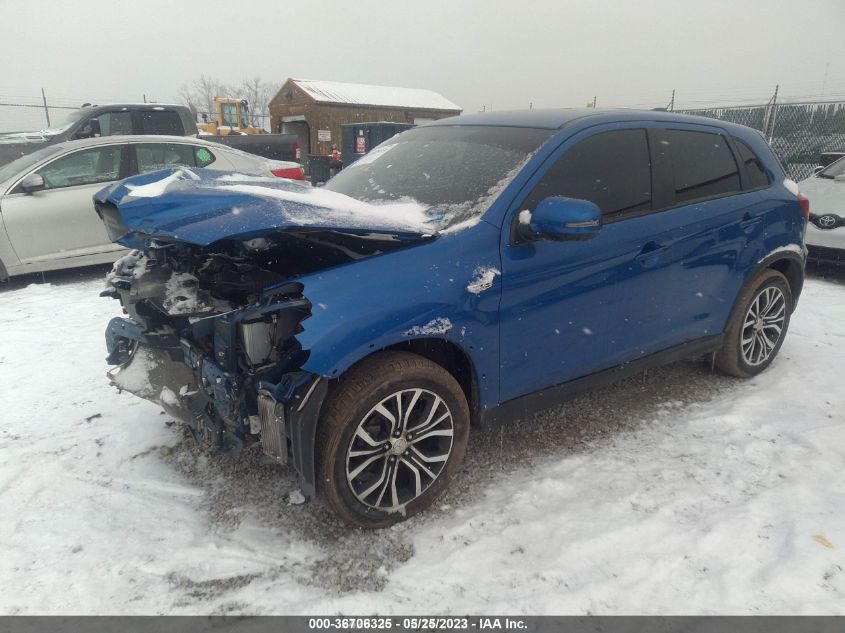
xmin=1 ymin=0 xmax=843 ymax=113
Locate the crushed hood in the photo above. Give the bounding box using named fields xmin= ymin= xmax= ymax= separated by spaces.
xmin=94 ymin=167 xmax=437 ymax=247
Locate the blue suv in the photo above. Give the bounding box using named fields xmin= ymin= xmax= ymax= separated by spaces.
xmin=95 ymin=109 xmax=807 ymax=527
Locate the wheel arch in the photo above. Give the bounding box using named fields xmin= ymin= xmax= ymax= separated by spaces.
xmin=728 ymin=250 xmax=804 ymax=325
xmin=767 ymin=256 xmax=803 ymax=309
xmin=382 ymin=338 xmax=480 ymax=423
xmin=325 ymin=337 xmax=481 ymax=425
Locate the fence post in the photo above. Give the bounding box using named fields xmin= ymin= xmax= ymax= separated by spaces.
xmin=767 ymin=84 xmax=779 ymax=143
xmin=41 ymin=88 xmax=50 ymax=128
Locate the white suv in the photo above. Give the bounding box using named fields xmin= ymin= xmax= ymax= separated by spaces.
xmin=800 ymin=156 xmax=845 ymax=262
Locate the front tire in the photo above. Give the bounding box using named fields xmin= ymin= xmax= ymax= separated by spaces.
xmin=317 ymin=351 xmax=470 ymax=528
xmin=715 ymin=269 xmax=792 ymax=378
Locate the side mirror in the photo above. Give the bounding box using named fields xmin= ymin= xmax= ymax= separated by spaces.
xmin=519 ymin=196 xmax=602 ymax=242
xmin=813 ymin=165 xmax=824 ymax=175
xmin=19 ymin=173 xmax=45 ymax=193
xmin=72 ymin=118 xmax=101 ymax=140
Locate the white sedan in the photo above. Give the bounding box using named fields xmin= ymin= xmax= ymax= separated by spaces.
xmin=0 ymin=135 xmax=304 ymax=280
xmin=800 ymin=156 xmax=845 ymax=263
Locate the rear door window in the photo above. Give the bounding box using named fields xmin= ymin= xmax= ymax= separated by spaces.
xmin=523 ymin=129 xmax=652 ymax=218
xmin=139 ymin=110 xmax=184 ymax=135
xmin=134 ymin=143 xmax=197 ymax=173
xmin=732 ymin=138 xmax=770 ymax=189
xmin=664 ymin=130 xmax=741 ymax=203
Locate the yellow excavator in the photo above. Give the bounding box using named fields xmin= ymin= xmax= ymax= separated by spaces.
xmin=196 ymin=97 xmax=264 ymax=135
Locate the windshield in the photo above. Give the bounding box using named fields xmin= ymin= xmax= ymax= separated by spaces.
xmin=818 ymin=156 xmax=845 ymax=179
xmin=40 ymin=108 xmax=89 ymax=135
xmin=0 ymin=145 xmax=63 ymax=184
xmin=324 ymin=125 xmax=553 ymax=229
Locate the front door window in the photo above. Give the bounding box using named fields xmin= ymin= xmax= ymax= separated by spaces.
xmin=32 ymin=146 xmax=123 ymax=189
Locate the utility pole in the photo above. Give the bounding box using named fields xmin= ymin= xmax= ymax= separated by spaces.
xmin=668 ymin=89 xmax=675 ymax=112
xmin=41 ymin=88 xmax=50 ymax=127
xmin=592 ymin=95 xmax=597 ymax=108
xmin=143 ymin=93 xmax=147 ymax=103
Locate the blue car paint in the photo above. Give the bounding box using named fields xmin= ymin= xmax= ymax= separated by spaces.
xmin=288 ymin=220 xmax=503 ymax=411
xmin=94 ymin=171 xmax=431 ymax=248
xmin=100 ymin=108 xmax=805 ymax=420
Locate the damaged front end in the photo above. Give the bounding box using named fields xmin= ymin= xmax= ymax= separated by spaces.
xmin=102 ymin=243 xmax=326 ymax=495
xmin=95 ymin=168 xmax=433 ymax=498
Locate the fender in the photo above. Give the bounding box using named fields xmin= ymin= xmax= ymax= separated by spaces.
xmin=290 ymin=220 xmax=504 ymax=411
xmin=728 ymin=245 xmax=806 ymax=320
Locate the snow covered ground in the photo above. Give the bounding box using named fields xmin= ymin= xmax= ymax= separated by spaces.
xmin=0 ymin=265 xmax=843 ymax=615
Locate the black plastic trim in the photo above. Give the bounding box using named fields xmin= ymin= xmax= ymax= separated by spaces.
xmin=285 ymin=377 xmax=328 ymax=500
xmin=480 ymin=334 xmax=724 ymax=427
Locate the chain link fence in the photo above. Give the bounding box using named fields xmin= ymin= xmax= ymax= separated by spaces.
xmin=3 ymin=94 xmax=844 ymax=181
xmin=0 ymin=101 xmax=79 ymax=134
xmin=678 ymin=100 xmax=845 ymax=181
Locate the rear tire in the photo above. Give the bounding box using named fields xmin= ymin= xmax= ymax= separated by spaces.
xmin=715 ymin=269 xmax=792 ymax=378
xmin=317 ymin=351 xmax=470 ymax=528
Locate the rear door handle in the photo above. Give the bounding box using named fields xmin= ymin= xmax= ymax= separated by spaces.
xmin=740 ymin=213 xmax=763 ymax=233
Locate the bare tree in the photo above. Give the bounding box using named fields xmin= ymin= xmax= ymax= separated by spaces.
xmin=177 ymin=75 xmax=275 ymax=128
xmin=177 ymin=75 xmax=233 ymax=123
xmin=238 ymin=77 xmax=274 ymax=129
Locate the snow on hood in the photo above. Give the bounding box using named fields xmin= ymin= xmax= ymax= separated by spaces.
xmin=95 ymin=167 xmax=437 ymax=247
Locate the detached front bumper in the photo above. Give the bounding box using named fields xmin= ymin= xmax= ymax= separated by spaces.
xmin=105 ymin=316 xmax=327 ymax=498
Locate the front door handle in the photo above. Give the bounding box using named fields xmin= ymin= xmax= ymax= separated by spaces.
xmin=635 ymin=241 xmax=666 ymax=267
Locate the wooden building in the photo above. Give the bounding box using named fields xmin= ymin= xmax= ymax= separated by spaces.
xmin=268 ymin=78 xmax=462 ymax=157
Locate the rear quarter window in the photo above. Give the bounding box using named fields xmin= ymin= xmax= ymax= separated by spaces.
xmin=194 ymin=146 xmax=216 ymax=167
xmin=665 ymin=129 xmax=741 ymax=204
xmin=733 ymin=138 xmax=771 ymax=189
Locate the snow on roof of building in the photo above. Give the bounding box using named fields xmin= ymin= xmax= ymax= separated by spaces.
xmin=291 ymin=79 xmax=461 ymax=111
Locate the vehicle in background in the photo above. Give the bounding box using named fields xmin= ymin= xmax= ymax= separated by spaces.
xmin=800 ymin=155 xmax=845 ymax=263
xmin=95 ymin=109 xmax=806 ymax=528
xmin=196 ymin=97 xmax=264 ymax=135
xmin=0 ymin=102 xmax=301 ymax=167
xmin=815 ymin=151 xmax=845 ymax=172
xmin=205 ymin=132 xmax=301 ymax=163
xmin=0 ymin=135 xmax=302 ymax=281
xmin=0 ymin=103 xmax=196 ymax=167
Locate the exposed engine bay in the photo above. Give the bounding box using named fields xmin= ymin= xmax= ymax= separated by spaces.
xmin=101 ymin=225 xmax=421 ymax=497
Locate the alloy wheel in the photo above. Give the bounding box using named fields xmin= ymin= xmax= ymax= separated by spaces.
xmin=345 ymin=388 xmax=454 ymax=511
xmin=740 ymin=285 xmax=786 ymax=366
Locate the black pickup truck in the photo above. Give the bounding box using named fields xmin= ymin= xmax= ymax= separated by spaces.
xmin=0 ymin=103 xmax=299 ymax=167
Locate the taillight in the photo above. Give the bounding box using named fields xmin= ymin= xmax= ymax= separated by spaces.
xmin=294 ymin=142 xmax=300 ymax=161
xmin=271 ymin=167 xmax=305 ymax=180
xmin=798 ymin=193 xmax=810 ymax=220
